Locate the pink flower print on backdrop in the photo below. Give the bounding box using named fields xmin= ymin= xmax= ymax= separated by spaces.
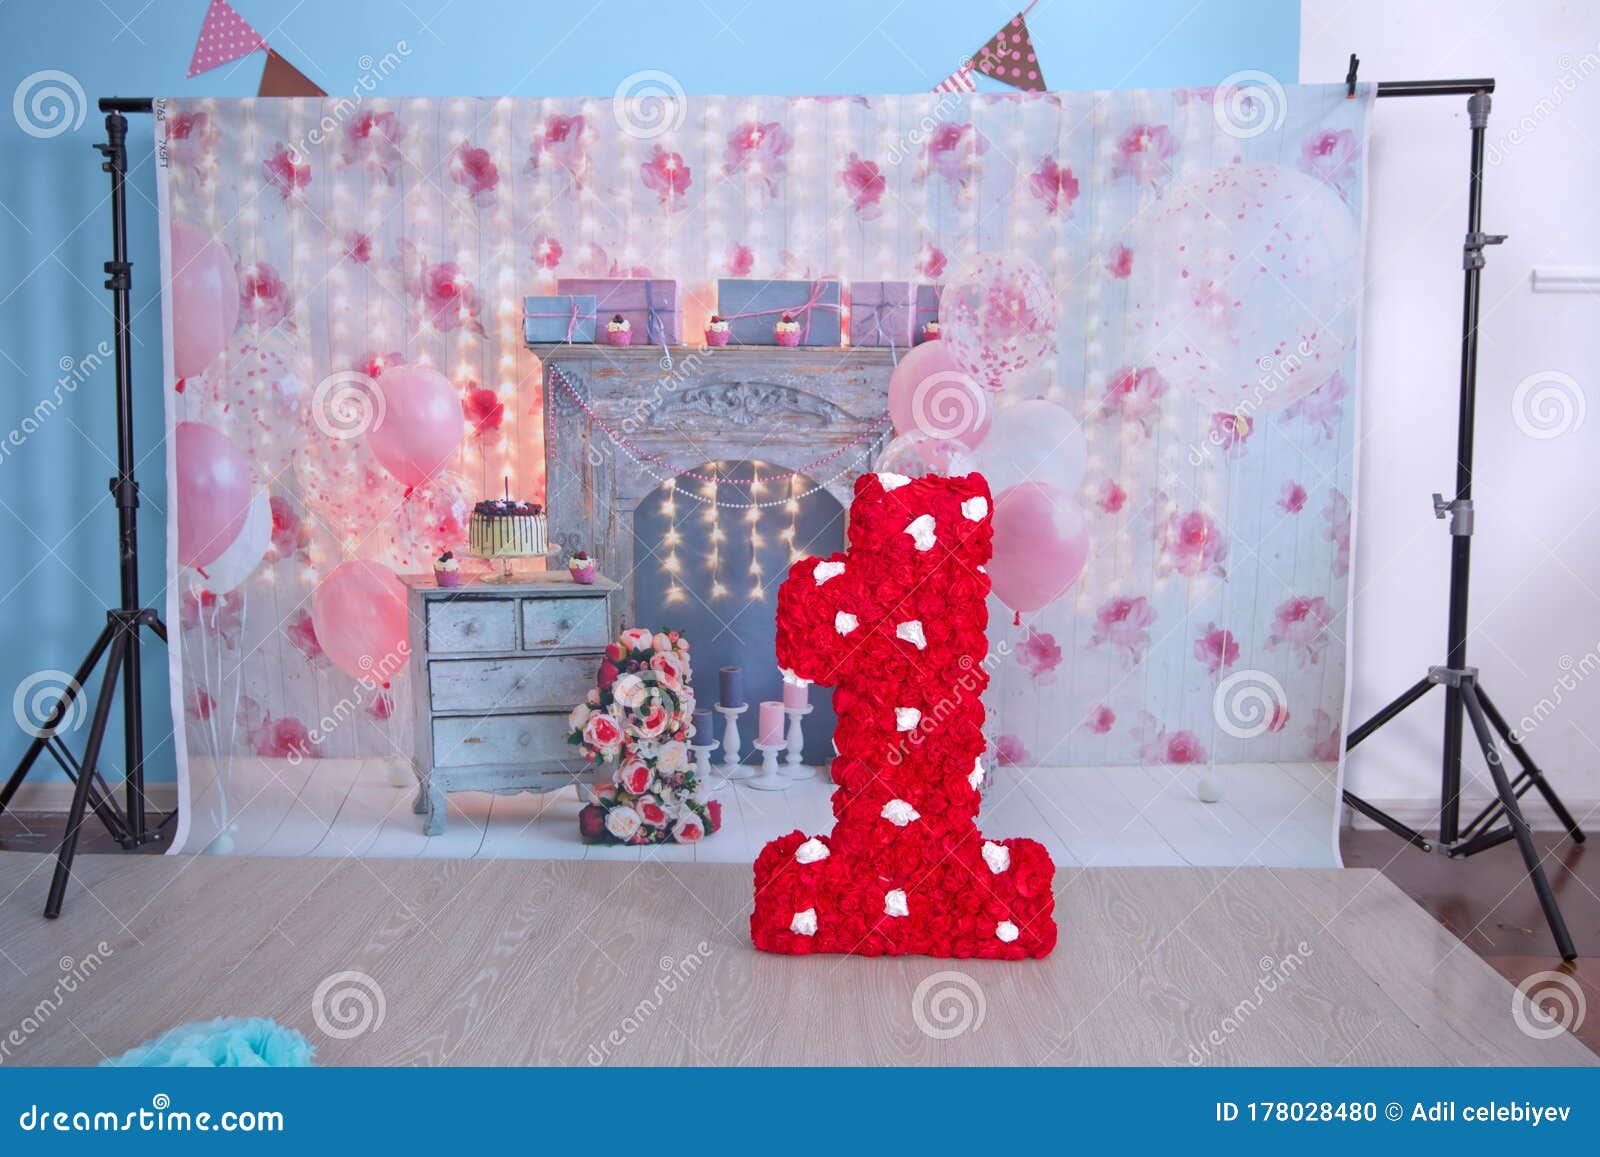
xmin=1299 ymin=129 xmax=1359 ymax=198
xmin=1208 ymin=410 xmax=1253 ymax=458
xmin=340 ymin=111 xmax=405 ymax=183
xmin=166 ymin=111 xmax=218 ymax=187
xmin=532 ymin=232 xmax=563 ymax=270
xmin=418 ymin=261 xmax=486 ymax=336
xmin=1133 ymin=712 xmax=1208 ymax=765
xmin=1283 ymin=371 xmax=1349 ymax=442
xmin=1193 ymin=624 xmax=1240 ymax=675
xmin=1086 ymin=704 xmax=1116 ymax=734
xmin=1016 ymin=628 xmax=1063 ymax=684
xmin=1159 ymin=510 xmax=1228 ymax=579
xmin=1100 ymin=366 xmax=1168 ymax=438
xmin=723 ymin=242 xmax=754 ymax=276
xmin=462 ymin=384 xmax=504 ymax=440
xmin=262 ymin=143 xmax=310 ymax=199
xmin=359 ymin=350 xmax=403 ymax=380
xmin=723 ymin=120 xmax=792 ymax=197
xmin=529 ymin=114 xmax=589 ymax=189
xmin=1278 ymin=481 xmax=1308 ymax=515
xmin=1323 ymin=489 xmax=1352 ymax=578
xmin=185 ymin=687 xmax=216 ymax=723
xmin=921 ymin=122 xmax=986 ymax=196
xmin=1028 ymin=156 xmax=1080 ymax=216
xmin=344 ymin=231 xmax=373 ymax=265
xmin=1090 ymin=596 xmax=1158 ymax=667
xmin=1306 ymin=709 xmax=1342 ymax=762
xmin=640 ymin=146 xmax=692 ymax=208
xmin=238 ymin=262 xmax=291 ymax=329
xmin=369 ymin=691 xmax=395 ymax=722
xmin=1096 ymin=479 xmax=1127 ymax=515
xmin=916 ymin=243 xmax=948 ymax=280
xmin=1106 ymin=244 xmax=1134 ymax=279
xmin=253 ymin=714 xmax=314 ymax=760
xmin=1111 ymin=124 xmax=1176 ymax=184
xmin=284 ymin=610 xmax=324 ymax=665
xmin=181 ymin=589 xmax=244 ymax=649
xmin=268 ymin=496 xmax=309 ymax=564
xmin=1267 ymin=595 xmax=1334 ymax=666
xmin=575 ymin=242 xmax=608 ymax=276
xmin=995 ymin=733 xmax=1027 ymax=766
xmin=450 ymin=141 xmax=500 ymax=205
xmin=838 ymin=152 xmax=886 ymax=218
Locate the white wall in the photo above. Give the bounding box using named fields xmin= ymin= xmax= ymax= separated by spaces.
xmin=1302 ymin=0 xmax=1600 ymax=816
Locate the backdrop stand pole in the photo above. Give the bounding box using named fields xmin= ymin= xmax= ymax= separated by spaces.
xmin=1339 ymin=71 xmax=1580 ymax=961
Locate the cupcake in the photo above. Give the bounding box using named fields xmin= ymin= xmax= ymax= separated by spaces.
xmin=568 ymin=548 xmax=597 ymax=585
xmin=775 ymin=313 xmax=802 ymax=347
xmin=920 ymin=319 xmax=941 ymax=342
xmin=704 ymin=314 xmax=731 ymax=346
xmin=434 ymin=550 xmax=462 ymax=588
xmin=605 ymin=313 xmax=632 ymax=346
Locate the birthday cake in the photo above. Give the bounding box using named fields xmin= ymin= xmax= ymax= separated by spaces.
xmin=469 ymin=499 xmax=549 ymax=558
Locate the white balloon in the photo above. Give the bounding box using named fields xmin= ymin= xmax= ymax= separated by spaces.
xmin=975 ymin=399 xmax=1086 ymax=495
xmin=195 ymin=487 xmax=271 ymax=593
xmin=1126 ymin=163 xmax=1360 ymax=414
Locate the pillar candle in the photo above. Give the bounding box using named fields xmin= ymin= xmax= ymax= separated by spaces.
xmin=692 ymin=709 xmax=714 ymax=744
xmin=757 ymin=700 xmax=786 ymax=746
xmin=719 ymin=666 xmax=745 ymax=708
xmin=782 ymin=679 xmax=809 ymax=709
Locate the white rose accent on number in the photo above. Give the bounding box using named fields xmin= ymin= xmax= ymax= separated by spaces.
xmin=969 ymin=757 xmax=985 ymax=790
xmin=795 ymin=837 xmax=830 ymax=864
xmin=881 ymin=799 xmax=920 ymax=827
xmin=961 ymin=496 xmax=989 ymax=521
xmin=884 ymin=889 xmax=909 ymax=918
xmin=876 ymin=472 xmax=911 ymax=491
xmin=895 ymin=620 xmax=927 ymax=650
xmin=981 ymin=841 xmax=1011 ymax=874
xmin=904 ymin=513 xmax=937 ymax=551
xmin=895 ymin=707 xmax=921 ymax=732
xmin=790 ymin=908 xmax=818 ymax=936
xmin=834 ymin=611 xmax=859 ymax=635
xmin=813 ymin=560 xmax=845 ymax=585
xmin=995 ymin=920 xmax=1020 ymax=943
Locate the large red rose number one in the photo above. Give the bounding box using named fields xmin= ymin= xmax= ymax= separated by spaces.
xmin=751 ymin=472 xmax=1056 ymax=958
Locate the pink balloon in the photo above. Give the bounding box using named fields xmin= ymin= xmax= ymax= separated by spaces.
xmin=887 ymin=341 xmax=991 ymax=449
xmin=367 ymin=365 xmax=465 ymax=489
xmin=312 ymin=561 xmax=411 ymax=684
xmin=989 ymin=482 xmax=1091 ymax=615
xmin=174 ymin=421 xmax=254 ymax=569
xmin=169 ymin=222 xmax=240 ymax=380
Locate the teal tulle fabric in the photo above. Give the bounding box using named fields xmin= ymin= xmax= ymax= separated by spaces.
xmin=101 ymin=1016 xmax=315 ymax=1067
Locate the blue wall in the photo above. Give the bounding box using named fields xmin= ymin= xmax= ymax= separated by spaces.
xmin=0 ymin=0 xmax=1298 ymax=783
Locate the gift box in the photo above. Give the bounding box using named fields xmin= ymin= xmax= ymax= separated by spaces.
xmin=848 ymin=280 xmax=914 ymax=350
xmin=914 ymin=283 xmax=944 ymax=344
xmin=523 ymin=294 xmax=597 ymax=344
xmin=715 ymin=279 xmax=843 ymax=346
xmin=555 ymin=278 xmax=681 ymax=346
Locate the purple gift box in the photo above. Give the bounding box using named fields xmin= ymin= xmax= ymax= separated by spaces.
xmin=523 ymin=294 xmax=598 ymax=344
xmin=555 ymin=278 xmax=681 ymax=345
xmin=848 ymin=280 xmax=914 ymax=349
xmin=914 ymin=283 xmax=944 ymax=344
xmin=715 ymin=279 xmax=843 ymax=346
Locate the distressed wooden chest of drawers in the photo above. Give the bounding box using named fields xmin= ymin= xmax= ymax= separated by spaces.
xmin=401 ymin=572 xmax=617 ymax=835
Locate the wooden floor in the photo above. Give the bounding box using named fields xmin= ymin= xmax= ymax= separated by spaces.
xmin=0 ymin=851 xmax=1589 ymax=1066
xmin=160 ymin=756 xmax=1340 ymax=867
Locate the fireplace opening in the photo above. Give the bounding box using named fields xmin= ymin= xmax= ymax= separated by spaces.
xmin=631 ymin=459 xmax=845 ymax=764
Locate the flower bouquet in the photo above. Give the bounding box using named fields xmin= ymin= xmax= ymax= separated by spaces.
xmin=568 ymin=627 xmax=721 ymax=845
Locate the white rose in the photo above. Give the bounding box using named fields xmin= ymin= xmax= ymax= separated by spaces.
xmin=653 ymin=632 xmax=672 ymax=651
xmin=655 ymin=741 xmax=689 ymax=776
xmin=603 ymin=806 xmax=641 ymax=842
xmin=613 ymin=673 xmax=647 ymax=710
xmin=620 ymin=627 xmax=655 ymax=653
xmin=568 ymin=703 xmax=592 ymax=732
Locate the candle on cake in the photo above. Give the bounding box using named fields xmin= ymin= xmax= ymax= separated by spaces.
xmin=757 ymin=701 xmax=786 ymax=746
xmin=719 ymin=666 xmax=745 ymax=708
xmin=692 ymin=708 xmax=715 ymax=744
xmin=781 ymin=678 xmax=809 ymax=709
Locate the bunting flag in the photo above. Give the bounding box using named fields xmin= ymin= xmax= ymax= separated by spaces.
xmin=972 ymin=11 xmax=1047 ymax=92
xmin=186 ymin=0 xmax=268 ymax=78
xmin=931 ymin=62 xmax=977 ymax=94
xmin=258 ymin=49 xmax=327 ymax=97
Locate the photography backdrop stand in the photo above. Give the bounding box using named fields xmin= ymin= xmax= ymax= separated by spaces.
xmin=0 ymin=98 xmax=171 ymax=918
xmin=1343 ymin=57 xmax=1582 ymax=961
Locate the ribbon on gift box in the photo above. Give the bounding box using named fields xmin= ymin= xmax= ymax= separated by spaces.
xmin=719 ymin=280 xmax=842 ymax=344
xmin=849 ymin=280 xmax=914 ymax=358
xmin=522 ymin=296 xmax=588 ymax=343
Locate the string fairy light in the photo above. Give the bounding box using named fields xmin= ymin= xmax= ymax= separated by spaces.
xmin=746 ymin=463 xmax=765 ymax=600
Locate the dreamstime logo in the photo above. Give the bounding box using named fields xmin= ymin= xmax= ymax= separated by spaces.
xmin=1511 ymin=370 xmax=1585 ymax=440
xmin=311 ymin=970 xmax=386 ymax=1040
xmin=1512 ymin=970 xmax=1586 ymax=1040
xmin=613 ymin=70 xmax=686 ymax=140
xmin=1513 ymin=644 xmax=1600 ymax=741
xmin=1188 ymin=944 xmax=1312 ymax=1065
xmin=13 ymin=69 xmax=87 ymax=139
xmin=911 ymin=970 xmax=986 ymax=1039
xmin=1212 ymin=70 xmax=1287 ymax=140
xmin=0 ymin=942 xmax=113 ymax=1065
xmin=1212 ymin=669 xmax=1287 ymax=740
xmin=310 ymin=371 xmax=385 ymax=440
xmin=911 ymin=371 xmax=985 ymax=442
xmin=12 ymin=670 xmax=85 ymax=739
xmin=586 ymin=942 xmax=713 ymax=1064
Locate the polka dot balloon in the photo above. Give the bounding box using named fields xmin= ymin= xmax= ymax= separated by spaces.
xmin=938 ymin=254 xmax=1058 ymax=394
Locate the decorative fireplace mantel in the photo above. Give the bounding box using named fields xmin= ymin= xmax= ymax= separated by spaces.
xmin=536 ymin=344 xmax=895 ymax=628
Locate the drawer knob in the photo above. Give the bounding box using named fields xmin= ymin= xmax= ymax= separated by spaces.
xmin=462 ymin=621 xmax=480 ymax=636
xmin=517 ymin=732 xmax=532 ymax=747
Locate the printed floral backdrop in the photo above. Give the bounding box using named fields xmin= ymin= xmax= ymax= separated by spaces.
xmin=156 ymin=87 xmax=1369 ymax=795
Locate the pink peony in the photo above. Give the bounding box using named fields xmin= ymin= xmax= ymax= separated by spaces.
xmin=838 ymin=152 xmax=886 ymax=217
xmin=1323 ymin=490 xmax=1352 ymax=578
xmin=368 ymin=692 xmax=395 ymax=722
xmin=723 ymin=242 xmax=754 ymax=276
xmin=1164 ymin=731 xmax=1207 ymax=765
xmin=640 ymin=146 xmax=692 ymax=207
xmin=995 ymin=733 xmax=1027 ymax=766
xmin=1159 ymin=510 xmax=1227 ymax=578
xmin=672 ymin=813 xmax=706 ymax=843
xmin=1090 ymin=596 xmax=1157 ymax=666
xmin=1106 ymin=244 xmax=1134 ymax=279
xmin=418 ymin=261 xmax=485 ymax=335
xmin=166 ymin=111 xmax=217 ymax=183
xmin=1209 ymin=410 xmax=1253 ymax=458
xmin=237 ymin=262 xmax=291 ymax=329
xmin=723 ymin=120 xmax=792 ymax=197
xmin=530 ymin=114 xmax=588 ymax=187
xmin=1086 ymin=704 xmax=1116 ymax=734
xmin=344 ymin=230 xmax=373 ymax=264
xmin=254 ymin=715 xmax=313 ymax=760
xmin=1267 ymin=596 xmax=1334 ymax=666
xmin=532 ymin=232 xmax=562 ymax=270
xmin=1193 ymin=624 xmax=1240 ymax=675
xmin=340 ymin=111 xmax=405 ymax=182
xmin=916 ymin=243 xmax=948 ymax=280
xmin=185 ymin=687 xmax=216 ymax=722
xmin=359 ymin=350 xmax=403 ymax=380
xmin=450 ymin=141 xmax=499 ymax=204
xmin=1016 ymin=628 xmax=1062 ymax=682
xmin=462 ymin=385 xmax=504 ymax=439
xmin=1028 ymin=156 xmax=1080 ymax=215
xmin=1100 ymin=366 xmax=1168 ymax=437
xmin=269 ymin=497 xmax=309 ymax=563
xmin=262 ymin=143 xmax=310 ymax=199
xmin=615 ymin=758 xmax=651 ymax=795
xmin=284 ymin=610 xmax=324 ymax=665
xmin=635 ymin=796 xmax=668 ymax=827
xmin=1111 ymin=123 xmax=1176 ymax=183
xmin=1298 ymin=129 xmax=1359 ymax=194
xmin=1278 ymin=481 xmax=1308 ymax=515
xmin=583 ymin=711 xmax=624 ymax=754
xmin=923 ymin=122 xmax=986 ymax=190
xmin=1096 ymin=480 xmax=1127 ymax=515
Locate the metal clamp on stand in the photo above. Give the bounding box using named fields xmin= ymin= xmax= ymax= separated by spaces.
xmin=1432 ymin=493 xmax=1474 ymax=535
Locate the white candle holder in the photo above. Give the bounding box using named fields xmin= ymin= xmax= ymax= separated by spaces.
xmin=691 ymin=740 xmax=722 ymax=788
xmin=781 ymin=704 xmax=816 ymax=779
xmin=714 ymin=704 xmax=752 ymax=781
xmin=746 ymin=741 xmax=789 ymax=791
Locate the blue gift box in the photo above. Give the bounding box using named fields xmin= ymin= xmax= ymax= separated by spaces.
xmin=914 ymin=283 xmax=943 ymax=344
xmin=523 ymin=294 xmax=597 ymax=344
xmin=849 ymin=280 xmax=914 ymax=350
xmin=715 ymin=279 xmax=843 ymax=346
xmin=555 ymin=278 xmax=681 ymax=345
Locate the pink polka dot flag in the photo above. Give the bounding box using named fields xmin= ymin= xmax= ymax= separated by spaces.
xmin=973 ymin=12 xmax=1047 ymax=92
xmin=186 ymin=0 xmax=268 ymax=79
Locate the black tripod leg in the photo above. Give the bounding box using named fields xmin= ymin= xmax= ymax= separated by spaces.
xmin=1460 ymin=681 xmax=1576 ymax=961
xmin=1469 ymin=685 xmax=1586 ymax=844
xmin=121 ymin=623 xmax=147 ymax=845
xmin=1346 ymin=675 xmax=1436 ymax=750
xmin=45 ymin=635 xmax=125 ymax=920
xmin=0 ymin=622 xmax=116 ymax=814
